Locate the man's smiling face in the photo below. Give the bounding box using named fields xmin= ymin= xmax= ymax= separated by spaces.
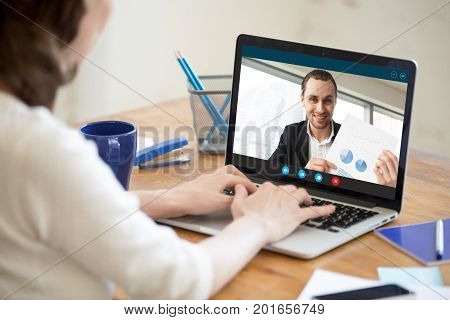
xmin=301 ymin=78 xmax=336 ymax=130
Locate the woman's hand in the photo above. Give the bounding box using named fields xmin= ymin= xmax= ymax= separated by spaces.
xmin=230 ymin=182 xmax=335 ymax=244
xmin=173 ymin=165 xmax=257 ymax=215
xmin=199 ymin=181 xmax=334 ymax=295
xmin=136 ymin=165 xmax=257 ymax=219
xmin=373 ymin=150 xmax=398 ymax=187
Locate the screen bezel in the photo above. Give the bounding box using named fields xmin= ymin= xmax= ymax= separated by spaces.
xmin=225 ymin=34 xmax=417 ymax=211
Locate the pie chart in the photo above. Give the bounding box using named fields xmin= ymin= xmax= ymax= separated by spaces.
xmin=340 ymin=149 xmax=353 ymax=164
xmin=355 ymin=159 xmax=367 ymax=172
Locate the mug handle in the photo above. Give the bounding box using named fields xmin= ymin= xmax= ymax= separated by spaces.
xmin=107 ymin=137 xmax=120 ymax=163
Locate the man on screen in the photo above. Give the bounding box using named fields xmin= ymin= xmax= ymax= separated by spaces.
xmin=268 ymin=69 xmax=398 ymax=187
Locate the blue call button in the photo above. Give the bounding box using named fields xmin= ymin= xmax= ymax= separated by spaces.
xmin=281 ymin=165 xmax=290 ymax=175
xmin=298 ymin=169 xmax=306 ymax=179
xmin=314 ymin=173 xmax=323 ymax=183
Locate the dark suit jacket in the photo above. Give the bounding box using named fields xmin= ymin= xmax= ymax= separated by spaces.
xmin=268 ymin=120 xmax=341 ymax=168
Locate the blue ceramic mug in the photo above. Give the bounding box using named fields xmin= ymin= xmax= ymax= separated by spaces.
xmin=80 ymin=121 xmax=137 ymax=190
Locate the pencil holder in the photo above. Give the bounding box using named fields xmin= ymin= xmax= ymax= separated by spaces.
xmin=187 ymin=75 xmax=231 ymax=154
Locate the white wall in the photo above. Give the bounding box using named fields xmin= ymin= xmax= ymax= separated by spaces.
xmin=259 ymin=60 xmax=407 ymax=113
xmin=54 ymin=0 xmax=450 ymax=158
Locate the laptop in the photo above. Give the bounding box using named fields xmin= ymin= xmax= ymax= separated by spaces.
xmin=160 ymin=34 xmax=416 ymax=259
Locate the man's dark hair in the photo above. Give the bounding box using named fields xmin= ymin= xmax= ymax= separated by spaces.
xmin=301 ymin=69 xmax=337 ymax=98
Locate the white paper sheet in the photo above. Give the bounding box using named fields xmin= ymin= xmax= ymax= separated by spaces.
xmin=326 ymin=114 xmax=399 ymax=184
xmin=298 ymin=269 xmax=378 ymax=299
xmin=377 ymin=267 xmax=444 ymax=288
xmin=298 ymin=268 xmax=450 ymax=300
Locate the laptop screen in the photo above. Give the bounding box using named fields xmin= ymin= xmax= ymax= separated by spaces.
xmin=228 ymin=36 xmax=415 ymax=207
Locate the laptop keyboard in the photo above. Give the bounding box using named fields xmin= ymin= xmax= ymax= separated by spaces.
xmin=225 ymin=187 xmax=378 ymax=233
xmin=301 ymin=198 xmax=379 ymax=233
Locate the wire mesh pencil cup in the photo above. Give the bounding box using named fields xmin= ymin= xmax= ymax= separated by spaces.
xmin=187 ymin=75 xmax=232 ymax=154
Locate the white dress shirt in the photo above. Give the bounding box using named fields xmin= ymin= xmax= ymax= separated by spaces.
xmin=0 ymin=92 xmax=212 ymax=299
xmin=306 ymin=121 xmax=335 ymax=161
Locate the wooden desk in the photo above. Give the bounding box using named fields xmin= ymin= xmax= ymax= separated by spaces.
xmin=86 ymin=98 xmax=450 ymax=299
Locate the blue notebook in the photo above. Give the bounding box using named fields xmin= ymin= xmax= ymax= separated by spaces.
xmin=375 ymin=219 xmax=450 ymax=266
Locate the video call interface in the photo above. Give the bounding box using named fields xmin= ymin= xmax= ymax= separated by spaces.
xmin=232 ymin=45 xmax=409 ymax=199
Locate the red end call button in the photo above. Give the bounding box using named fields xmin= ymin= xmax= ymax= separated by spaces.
xmin=331 ymin=176 xmax=341 ymax=186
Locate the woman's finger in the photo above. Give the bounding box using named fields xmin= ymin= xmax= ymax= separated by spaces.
xmin=291 ymin=187 xmax=312 ymax=205
xmin=297 ymin=204 xmax=335 ymax=221
xmin=224 ymin=175 xmax=258 ymax=193
xmin=221 ymin=164 xmax=247 ymax=178
xmin=279 ymin=184 xmax=297 ymax=192
xmin=230 ymin=184 xmax=248 ymax=218
xmin=233 ymin=184 xmax=248 ymax=203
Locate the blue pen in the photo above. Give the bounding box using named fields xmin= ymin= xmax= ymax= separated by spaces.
xmin=176 ymin=51 xmax=227 ymax=130
xmin=176 ymin=58 xmax=224 ymax=139
xmin=436 ymin=219 xmax=444 ymax=259
xmin=175 ymin=51 xmax=228 ymax=136
xmin=177 ymin=58 xmax=225 ymax=141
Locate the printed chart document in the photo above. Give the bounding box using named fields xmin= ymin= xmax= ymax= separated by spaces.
xmin=326 ymin=115 xmax=399 ymax=184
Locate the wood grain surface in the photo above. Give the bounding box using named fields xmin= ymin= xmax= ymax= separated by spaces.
xmin=80 ymin=98 xmax=450 ymax=299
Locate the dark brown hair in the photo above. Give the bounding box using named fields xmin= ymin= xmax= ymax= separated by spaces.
xmin=301 ymin=69 xmax=337 ymax=98
xmin=0 ymin=0 xmax=86 ymax=108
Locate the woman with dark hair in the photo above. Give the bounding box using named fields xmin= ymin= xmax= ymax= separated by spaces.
xmin=0 ymin=0 xmax=334 ymax=299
